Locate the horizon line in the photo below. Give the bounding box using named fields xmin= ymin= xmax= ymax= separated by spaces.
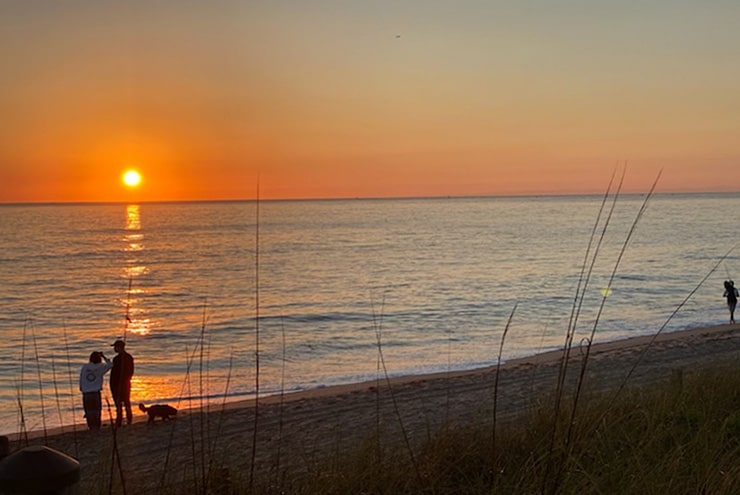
xmin=1 ymin=189 xmax=739 ymax=207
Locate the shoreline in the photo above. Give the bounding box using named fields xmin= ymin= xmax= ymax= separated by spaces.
xmin=7 ymin=322 xmax=738 ymax=444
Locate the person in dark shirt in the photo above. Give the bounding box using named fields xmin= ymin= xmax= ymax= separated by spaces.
xmin=724 ymin=280 xmax=739 ymax=325
xmin=110 ymin=339 xmax=135 ymax=427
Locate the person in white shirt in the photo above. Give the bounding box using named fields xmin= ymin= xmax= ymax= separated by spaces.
xmin=79 ymin=351 xmax=113 ymax=430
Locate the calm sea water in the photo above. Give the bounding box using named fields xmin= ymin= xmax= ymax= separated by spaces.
xmin=1 ymin=193 xmax=738 ymax=435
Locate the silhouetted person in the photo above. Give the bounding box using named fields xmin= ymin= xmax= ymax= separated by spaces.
xmin=79 ymin=351 xmax=112 ymax=430
xmin=724 ymin=280 xmax=738 ymax=324
xmin=110 ymin=339 xmax=134 ymax=427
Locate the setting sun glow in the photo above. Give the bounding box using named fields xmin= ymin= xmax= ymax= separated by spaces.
xmin=123 ymin=170 xmax=142 ymax=188
xmin=1 ymin=3 xmax=739 ymax=203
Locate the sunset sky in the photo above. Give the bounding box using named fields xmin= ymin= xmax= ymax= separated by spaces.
xmin=1 ymin=1 xmax=739 ymax=202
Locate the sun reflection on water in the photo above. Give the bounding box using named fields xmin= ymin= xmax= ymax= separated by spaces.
xmin=128 ymin=377 xmax=184 ymax=405
xmin=122 ymin=205 xmax=150 ymax=336
xmin=125 ymin=204 xmax=141 ymax=230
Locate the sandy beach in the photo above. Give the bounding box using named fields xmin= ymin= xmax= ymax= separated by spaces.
xmin=5 ymin=323 xmax=740 ymax=493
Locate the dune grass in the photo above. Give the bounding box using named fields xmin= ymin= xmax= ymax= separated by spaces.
xmin=282 ymin=363 xmax=740 ymax=495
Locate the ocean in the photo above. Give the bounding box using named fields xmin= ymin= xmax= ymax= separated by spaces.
xmin=1 ymin=193 xmax=738 ymax=435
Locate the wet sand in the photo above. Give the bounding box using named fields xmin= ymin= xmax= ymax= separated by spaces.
xmin=6 ymin=323 xmax=740 ymax=493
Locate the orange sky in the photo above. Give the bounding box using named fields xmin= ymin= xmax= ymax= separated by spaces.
xmin=1 ymin=1 xmax=739 ymax=203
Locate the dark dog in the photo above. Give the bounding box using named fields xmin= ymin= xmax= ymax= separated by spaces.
xmin=139 ymin=403 xmax=178 ymax=423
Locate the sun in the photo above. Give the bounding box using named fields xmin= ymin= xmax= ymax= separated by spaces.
xmin=123 ymin=170 xmax=142 ymax=188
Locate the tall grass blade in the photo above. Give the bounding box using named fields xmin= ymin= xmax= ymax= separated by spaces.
xmin=207 ymin=350 xmax=235 ymax=489
xmin=159 ymin=340 xmax=206 ymax=494
xmin=123 ymin=276 xmax=132 ymax=343
xmin=198 ymin=300 xmax=208 ymax=494
xmin=13 ymin=382 xmax=27 ymax=447
xmin=30 ymin=324 xmax=48 ymax=443
xmin=50 ymin=355 xmax=64 ymax=431
xmin=168 ymin=341 xmax=206 ymax=492
xmin=249 ymin=181 xmax=262 ymax=491
xmin=558 ymin=166 xmax=622 ymax=390
xmin=274 ymin=317 xmax=288 ymax=484
xmin=445 ymin=329 xmax=452 ymax=428
xmin=542 ymin=167 xmax=622 ymax=494
xmin=492 ymin=303 xmax=517 ymax=476
xmin=551 ymin=170 xmax=662 ymax=495
xmin=105 ymin=397 xmax=127 ymax=495
xmin=184 ymin=345 xmax=201 ymax=494
xmin=571 ymin=171 xmax=662 ymax=419
xmin=15 ymin=320 xmax=29 ymax=446
xmin=372 ymin=293 xmax=385 ymax=479
xmin=372 ymin=296 xmax=424 ymax=489
xmin=63 ymin=322 xmax=79 ymax=458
